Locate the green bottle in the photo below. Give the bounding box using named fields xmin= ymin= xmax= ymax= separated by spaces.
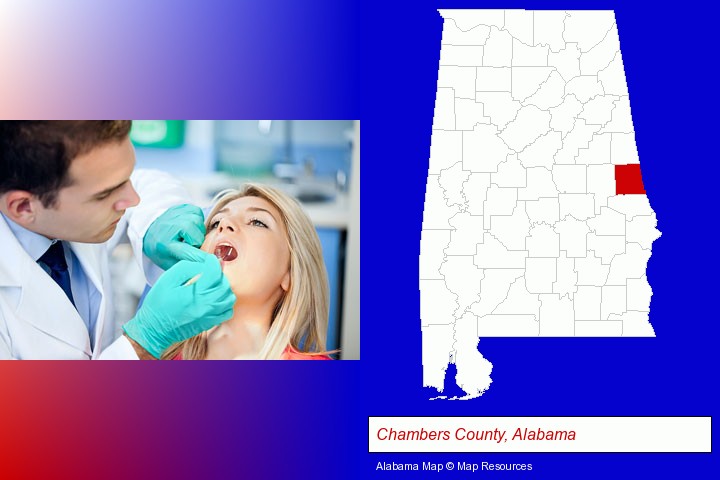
xmin=130 ymin=120 xmax=185 ymax=148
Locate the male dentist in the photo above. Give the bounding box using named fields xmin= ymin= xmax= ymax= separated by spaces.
xmin=0 ymin=121 xmax=235 ymax=359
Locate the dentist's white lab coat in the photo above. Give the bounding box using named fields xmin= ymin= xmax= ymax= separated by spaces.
xmin=0 ymin=169 xmax=191 ymax=360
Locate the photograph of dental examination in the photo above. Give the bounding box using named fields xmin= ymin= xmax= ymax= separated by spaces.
xmin=0 ymin=120 xmax=359 ymax=360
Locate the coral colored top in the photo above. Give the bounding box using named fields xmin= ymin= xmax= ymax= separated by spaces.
xmin=173 ymin=345 xmax=332 ymax=360
xmin=281 ymin=345 xmax=332 ymax=360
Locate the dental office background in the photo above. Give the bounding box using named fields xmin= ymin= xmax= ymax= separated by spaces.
xmin=111 ymin=120 xmax=360 ymax=359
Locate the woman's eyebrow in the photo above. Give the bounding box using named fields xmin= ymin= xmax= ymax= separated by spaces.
xmin=247 ymin=206 xmax=277 ymax=223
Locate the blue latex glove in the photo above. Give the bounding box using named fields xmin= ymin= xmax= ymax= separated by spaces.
xmin=143 ymin=204 xmax=207 ymax=271
xmin=123 ymin=254 xmax=235 ymax=358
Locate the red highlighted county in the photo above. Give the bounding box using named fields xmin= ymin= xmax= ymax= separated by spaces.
xmin=615 ymin=164 xmax=646 ymax=195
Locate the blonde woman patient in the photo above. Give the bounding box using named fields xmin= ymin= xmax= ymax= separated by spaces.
xmin=162 ymin=184 xmax=332 ymax=360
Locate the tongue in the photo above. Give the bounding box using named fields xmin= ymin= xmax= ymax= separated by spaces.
xmin=214 ymin=245 xmax=237 ymax=261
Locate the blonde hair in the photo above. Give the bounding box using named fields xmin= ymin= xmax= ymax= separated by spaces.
xmin=161 ymin=183 xmax=330 ymax=360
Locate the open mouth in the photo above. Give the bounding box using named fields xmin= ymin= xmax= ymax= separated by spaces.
xmin=214 ymin=243 xmax=238 ymax=262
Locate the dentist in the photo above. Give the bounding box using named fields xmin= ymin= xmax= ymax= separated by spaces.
xmin=0 ymin=121 xmax=235 ymax=359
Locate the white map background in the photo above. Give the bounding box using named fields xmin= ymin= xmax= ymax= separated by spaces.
xmin=420 ymin=10 xmax=661 ymax=400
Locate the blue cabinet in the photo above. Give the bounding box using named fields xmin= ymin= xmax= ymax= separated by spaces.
xmin=316 ymin=227 xmax=343 ymax=352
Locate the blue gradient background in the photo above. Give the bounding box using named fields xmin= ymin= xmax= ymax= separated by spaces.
xmin=1 ymin=0 xmax=718 ymax=479
xmin=0 ymin=0 xmax=358 ymax=118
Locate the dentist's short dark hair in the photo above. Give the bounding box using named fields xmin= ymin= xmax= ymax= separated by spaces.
xmin=0 ymin=121 xmax=132 ymax=207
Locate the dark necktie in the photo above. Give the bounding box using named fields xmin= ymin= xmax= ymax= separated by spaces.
xmin=38 ymin=241 xmax=76 ymax=307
